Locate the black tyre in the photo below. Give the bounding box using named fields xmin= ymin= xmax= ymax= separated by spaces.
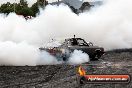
xmin=93 ymin=49 xmax=102 ymax=60
xmin=80 ymin=76 xmax=87 ymax=84
xmin=62 ymin=56 xmax=67 ymax=61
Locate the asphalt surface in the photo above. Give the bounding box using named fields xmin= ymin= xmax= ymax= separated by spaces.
xmin=0 ymin=49 xmax=132 ymax=88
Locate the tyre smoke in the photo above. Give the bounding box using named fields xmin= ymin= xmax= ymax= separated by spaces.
xmin=68 ymin=50 xmax=89 ymax=64
xmin=0 ymin=0 xmax=131 ymax=65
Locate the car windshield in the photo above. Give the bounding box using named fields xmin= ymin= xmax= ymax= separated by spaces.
xmin=69 ymin=38 xmax=88 ymax=46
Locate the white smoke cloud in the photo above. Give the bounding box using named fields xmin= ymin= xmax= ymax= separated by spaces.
xmin=0 ymin=41 xmax=63 ymax=66
xmin=68 ymin=50 xmax=89 ymax=64
xmin=35 ymin=0 xmax=132 ymax=50
xmin=0 ymin=0 xmax=131 ymax=65
xmin=0 ymin=41 xmax=38 ymax=66
xmin=37 ymin=51 xmax=61 ymax=65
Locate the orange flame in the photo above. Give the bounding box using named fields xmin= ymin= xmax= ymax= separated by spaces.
xmin=78 ymin=66 xmax=86 ymax=76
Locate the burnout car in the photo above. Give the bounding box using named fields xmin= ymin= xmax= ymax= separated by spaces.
xmin=39 ymin=35 xmax=105 ymax=61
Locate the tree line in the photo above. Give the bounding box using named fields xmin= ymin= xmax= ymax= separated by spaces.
xmin=0 ymin=0 xmax=48 ymax=17
xmin=0 ymin=0 xmax=91 ymax=17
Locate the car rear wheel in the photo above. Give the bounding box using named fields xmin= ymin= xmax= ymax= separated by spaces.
xmin=62 ymin=56 xmax=67 ymax=61
xmin=80 ymin=76 xmax=87 ymax=84
xmin=92 ymin=49 xmax=102 ymax=60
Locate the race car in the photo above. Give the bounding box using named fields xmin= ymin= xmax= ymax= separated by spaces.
xmin=39 ymin=35 xmax=105 ymax=61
